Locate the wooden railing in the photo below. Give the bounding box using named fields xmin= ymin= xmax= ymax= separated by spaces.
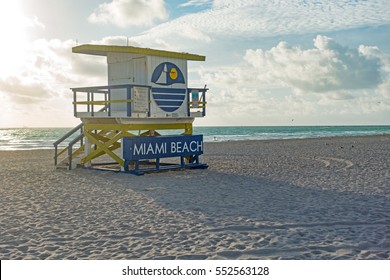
xmin=71 ymin=84 xmax=149 ymax=118
xmin=71 ymin=84 xmax=208 ymax=118
xmin=188 ymin=86 xmax=208 ymax=117
xmin=53 ymin=123 xmax=84 ymax=169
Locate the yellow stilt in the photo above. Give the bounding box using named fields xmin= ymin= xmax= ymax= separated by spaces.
xmin=80 ymin=122 xmax=193 ymax=168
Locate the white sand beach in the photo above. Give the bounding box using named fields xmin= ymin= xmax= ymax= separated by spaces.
xmin=0 ymin=135 xmax=389 ymax=260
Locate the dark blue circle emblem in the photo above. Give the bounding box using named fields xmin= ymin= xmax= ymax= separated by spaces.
xmin=151 ymin=62 xmax=186 ymax=112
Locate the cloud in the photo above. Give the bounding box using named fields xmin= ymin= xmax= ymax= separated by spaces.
xmin=88 ymin=0 xmax=168 ymax=28
xmin=179 ymin=0 xmax=211 ymax=8
xmin=0 ymin=76 xmax=50 ymax=104
xmin=194 ymin=35 xmax=390 ymax=125
xmin=130 ymin=19 xmax=212 ymax=50
xmin=23 ymin=15 xmax=45 ymax=30
xmin=377 ymin=79 xmax=390 ymax=98
xmin=0 ymin=39 xmax=106 ymax=105
xmin=91 ymin=36 xmax=140 ymax=46
xmin=209 ymin=0 xmax=390 ymax=36
xmin=131 ymin=0 xmax=390 ymax=49
xmin=244 ymin=35 xmax=383 ymax=96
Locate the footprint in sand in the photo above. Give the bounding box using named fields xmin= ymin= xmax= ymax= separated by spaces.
xmin=314 ymin=157 xmax=354 ymax=170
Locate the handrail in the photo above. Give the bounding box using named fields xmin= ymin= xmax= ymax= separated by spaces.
xmin=67 ymin=132 xmax=85 ymax=169
xmin=71 ymin=83 xmax=149 ymax=92
xmin=53 ymin=123 xmax=83 ymax=146
xmin=72 ymin=99 xmax=133 ymax=105
xmin=72 ymin=84 xmax=151 ymax=118
xmin=187 ymin=87 xmax=209 ymax=92
xmin=54 ymin=124 xmax=83 ymax=168
xmin=54 ymin=105 xmax=110 ymax=168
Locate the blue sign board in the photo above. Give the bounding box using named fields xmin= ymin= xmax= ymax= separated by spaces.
xmin=122 ymin=135 xmax=204 ymax=161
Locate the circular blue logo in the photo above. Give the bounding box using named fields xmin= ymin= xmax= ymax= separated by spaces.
xmin=151 ymin=62 xmax=186 ymax=112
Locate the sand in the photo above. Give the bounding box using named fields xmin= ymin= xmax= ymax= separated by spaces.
xmin=0 ymin=135 xmax=389 ymax=260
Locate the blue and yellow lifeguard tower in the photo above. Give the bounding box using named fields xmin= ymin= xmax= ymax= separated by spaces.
xmin=54 ymin=44 xmax=208 ymax=174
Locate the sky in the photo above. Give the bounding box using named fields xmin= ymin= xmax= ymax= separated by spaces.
xmin=0 ymin=0 xmax=389 ymax=127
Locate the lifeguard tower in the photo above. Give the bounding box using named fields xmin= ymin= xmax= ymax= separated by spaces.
xmin=54 ymin=44 xmax=208 ymax=174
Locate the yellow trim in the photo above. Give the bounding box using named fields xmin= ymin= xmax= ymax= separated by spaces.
xmin=184 ymin=123 xmax=193 ymax=135
xmin=72 ymin=145 xmax=85 ymax=158
xmin=139 ymin=130 xmax=161 ymax=136
xmin=73 ymin=44 xmax=206 ymax=61
xmin=189 ymin=101 xmax=207 ymax=108
xmin=83 ymin=123 xmax=192 ymax=131
xmin=183 ymin=124 xmax=193 ymax=163
xmin=56 ymin=144 xmax=85 ymax=161
xmin=189 ymin=101 xmax=207 ymax=105
xmin=73 ymin=99 xmax=133 ymax=105
xmin=121 ymin=131 xmax=137 ymax=138
xmin=57 ymin=146 xmax=68 ymax=158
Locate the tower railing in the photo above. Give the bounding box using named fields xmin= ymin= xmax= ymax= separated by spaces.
xmin=71 ymin=84 xmax=208 ymax=118
xmin=71 ymin=84 xmax=148 ymax=118
xmin=188 ymin=86 xmax=208 ymax=117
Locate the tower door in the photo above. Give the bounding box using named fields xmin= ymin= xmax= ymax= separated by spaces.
xmin=133 ymin=57 xmax=147 ymax=85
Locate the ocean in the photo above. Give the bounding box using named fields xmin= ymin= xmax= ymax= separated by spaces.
xmin=0 ymin=125 xmax=389 ymax=151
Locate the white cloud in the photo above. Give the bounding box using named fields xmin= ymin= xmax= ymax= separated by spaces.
xmin=91 ymin=36 xmax=140 ymax=46
xmin=88 ymin=0 xmax=168 ymax=28
xmin=131 ymin=0 xmax=390 ymax=49
xmin=24 ymin=15 xmax=45 ymax=30
xmin=129 ymin=15 xmax=213 ymax=50
xmin=0 ymin=37 xmax=106 ymax=127
xmin=194 ymin=35 xmax=390 ymax=125
xmin=0 ymin=39 xmax=106 ymax=105
xmin=377 ymin=79 xmax=390 ymax=98
xmin=0 ymin=76 xmax=50 ymax=104
xmin=210 ymin=0 xmax=390 ymax=35
xmin=244 ymin=35 xmax=383 ymax=96
xmin=179 ymin=0 xmax=211 ymax=8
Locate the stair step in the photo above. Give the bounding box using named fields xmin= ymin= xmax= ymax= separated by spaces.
xmin=54 ymin=164 xmax=69 ymax=170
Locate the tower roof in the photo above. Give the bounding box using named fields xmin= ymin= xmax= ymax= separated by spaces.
xmin=72 ymin=44 xmax=206 ymax=61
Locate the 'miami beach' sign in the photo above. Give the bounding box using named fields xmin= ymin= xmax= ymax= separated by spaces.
xmin=123 ymin=135 xmax=204 ymax=161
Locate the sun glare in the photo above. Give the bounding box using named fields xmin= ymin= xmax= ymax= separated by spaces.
xmin=0 ymin=1 xmax=29 ymax=77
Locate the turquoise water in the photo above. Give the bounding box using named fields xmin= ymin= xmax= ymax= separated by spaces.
xmin=195 ymin=126 xmax=390 ymax=142
xmin=0 ymin=126 xmax=389 ymax=150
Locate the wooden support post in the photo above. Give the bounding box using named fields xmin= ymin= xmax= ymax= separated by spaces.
xmin=84 ymin=135 xmax=92 ymax=167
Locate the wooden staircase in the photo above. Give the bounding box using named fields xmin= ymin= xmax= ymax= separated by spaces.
xmin=53 ymin=123 xmax=85 ymax=170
